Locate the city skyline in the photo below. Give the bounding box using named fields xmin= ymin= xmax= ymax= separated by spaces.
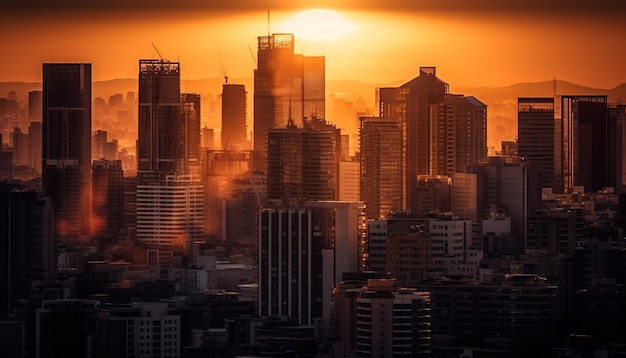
xmin=1 ymin=1 xmax=625 ymax=88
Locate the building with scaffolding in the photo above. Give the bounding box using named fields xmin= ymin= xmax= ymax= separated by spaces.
xmin=253 ymin=33 xmax=325 ymax=171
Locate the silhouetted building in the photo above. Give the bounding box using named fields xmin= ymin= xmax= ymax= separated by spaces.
xmin=359 ymin=116 xmax=404 ymax=219
xmin=0 ymin=188 xmax=55 ymax=319
xmin=221 ymin=83 xmax=247 ymax=151
xmin=253 ymin=33 xmax=325 ymax=171
xmin=137 ymin=59 xmax=182 ymax=180
xmin=36 ymin=299 xmax=99 ymax=358
xmin=560 ymin=95 xmax=613 ymax=193
xmin=28 ymin=90 xmax=42 ymax=121
xmin=28 ymin=121 xmax=42 ymax=173
xmin=518 ymin=97 xmax=556 ymax=190
xmin=182 ymin=93 xmax=201 ymax=174
xmin=92 ymin=159 xmax=124 ymax=240
xmin=42 ymin=63 xmax=92 ymax=238
xmin=379 ymin=67 xmax=448 ymax=210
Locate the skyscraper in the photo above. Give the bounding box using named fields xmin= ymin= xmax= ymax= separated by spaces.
xmin=518 ymin=97 xmax=555 ymax=190
xmin=92 ymin=159 xmax=124 ymax=240
xmin=359 ymin=116 xmax=404 ymax=219
xmin=137 ymin=59 xmax=182 ymax=180
xmin=137 ymin=61 xmax=204 ymax=247
xmin=429 ymin=94 xmax=487 ymax=176
xmin=560 ymin=95 xmax=611 ymax=193
xmin=42 ymin=63 xmax=92 ymax=237
xmin=221 ymin=83 xmax=247 ymax=150
xmin=266 ymin=121 xmax=337 ymax=205
xmin=253 ymin=33 xmax=325 ymax=171
xmin=379 ymin=67 xmax=448 ymax=208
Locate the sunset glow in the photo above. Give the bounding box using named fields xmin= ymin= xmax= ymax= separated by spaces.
xmin=276 ymin=9 xmax=356 ymax=42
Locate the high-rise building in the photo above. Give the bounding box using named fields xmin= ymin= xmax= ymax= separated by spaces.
xmin=266 ymin=121 xmax=337 ymax=205
xmin=429 ymin=94 xmax=487 ymax=176
xmin=0 ymin=187 xmax=55 ymax=318
xmin=137 ymin=60 xmax=182 ymax=179
xmin=560 ymin=95 xmax=612 ymax=193
xmin=28 ymin=90 xmax=42 ymax=121
xmin=379 ymin=67 xmax=487 ymax=212
xmin=359 ymin=116 xmax=404 ymax=219
xmin=92 ymin=159 xmax=124 ymax=239
xmin=42 ymin=63 xmax=92 ymax=238
xmin=221 ymin=83 xmax=247 ymax=151
xmin=28 ymin=121 xmax=42 ymax=173
xmin=182 ymin=93 xmax=201 ymax=174
xmin=379 ymin=67 xmax=448 ymax=208
xmin=518 ymin=97 xmax=555 ymax=190
xmin=136 ymin=175 xmax=204 ymax=247
xmin=258 ymin=201 xmax=363 ymax=328
xmin=253 ymin=33 xmax=325 ymax=171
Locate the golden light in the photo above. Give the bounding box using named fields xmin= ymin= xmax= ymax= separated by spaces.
xmin=277 ymin=9 xmax=356 ymax=42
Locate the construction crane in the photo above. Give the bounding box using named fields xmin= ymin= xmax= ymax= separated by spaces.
xmin=151 ymin=42 xmax=164 ymax=61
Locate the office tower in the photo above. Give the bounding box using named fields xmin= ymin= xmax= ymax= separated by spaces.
xmin=43 ymin=63 xmax=92 ymax=238
xmin=136 ymin=175 xmax=204 ymax=247
xmin=11 ymin=127 xmax=29 ymax=166
xmin=36 ymin=299 xmax=99 ymax=358
xmin=412 ymin=176 xmax=451 ymax=216
xmin=137 ymin=59 xmax=182 ymax=179
xmin=612 ymin=104 xmax=626 ymax=192
xmin=221 ymin=83 xmax=247 ymax=150
xmin=451 ymin=172 xmax=481 ymax=222
xmin=253 ymin=33 xmax=325 ymax=171
xmin=258 ymin=201 xmax=363 ymax=328
xmin=560 ymin=95 xmax=612 ymax=193
xmin=470 ymin=157 xmax=541 ymax=255
xmin=359 ymin=116 xmax=404 ymax=219
xmin=429 ymin=94 xmax=487 ymax=176
xmin=28 ymin=90 xmax=42 ymax=121
xmin=95 ymin=302 xmax=181 ymax=358
xmin=379 ymin=67 xmax=448 ymax=208
xmin=182 ymin=93 xmax=201 ymax=174
xmin=334 ymin=279 xmax=431 ymax=357
xmin=518 ymin=97 xmax=555 ymax=190
xmin=0 ymin=188 xmax=55 ymax=318
xmin=266 ymin=122 xmax=337 ymax=205
xmin=92 ymin=130 xmax=107 ymax=160
xmin=201 ymin=126 xmax=213 ymax=150
xmin=92 ymin=159 xmax=124 ymax=239
xmin=28 ymin=121 xmax=42 ymax=173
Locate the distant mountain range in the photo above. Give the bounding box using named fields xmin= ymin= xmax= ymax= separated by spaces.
xmin=3 ymin=78 xmax=626 ymax=104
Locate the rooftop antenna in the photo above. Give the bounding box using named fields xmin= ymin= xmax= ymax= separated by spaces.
xmin=151 ymin=42 xmax=164 ymax=61
xmin=267 ymin=9 xmax=271 ymax=37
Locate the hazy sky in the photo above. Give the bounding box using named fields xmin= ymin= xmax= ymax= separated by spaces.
xmin=1 ymin=0 xmax=625 ymax=88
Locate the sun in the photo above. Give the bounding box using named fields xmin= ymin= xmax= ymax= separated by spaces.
xmin=277 ymin=9 xmax=356 ymax=42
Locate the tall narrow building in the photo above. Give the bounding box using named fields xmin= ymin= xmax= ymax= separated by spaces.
xmin=137 ymin=60 xmax=204 ymax=247
xmin=518 ymin=97 xmax=555 ymax=190
xmin=221 ymin=83 xmax=247 ymax=150
xmin=42 ymin=63 xmax=92 ymax=238
xmin=378 ymin=67 xmax=448 ymax=209
xmin=137 ymin=59 xmax=182 ymax=180
xmin=253 ymin=33 xmax=325 ymax=171
xmin=359 ymin=116 xmax=404 ymax=219
xmin=560 ymin=95 xmax=610 ymax=193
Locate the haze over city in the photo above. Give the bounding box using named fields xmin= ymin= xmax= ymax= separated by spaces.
xmin=2 ymin=0 xmax=625 ymax=88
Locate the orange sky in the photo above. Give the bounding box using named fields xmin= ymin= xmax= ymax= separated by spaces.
xmin=1 ymin=1 xmax=625 ymax=88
